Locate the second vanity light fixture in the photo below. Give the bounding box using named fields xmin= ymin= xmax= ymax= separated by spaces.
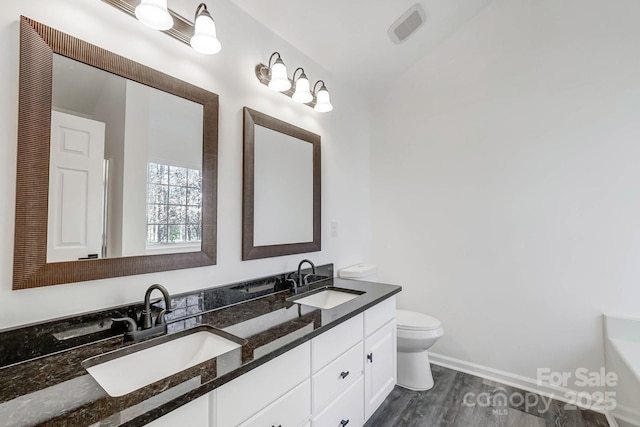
xmin=256 ymin=52 xmax=333 ymax=112
xmin=103 ymin=0 xmax=221 ymax=55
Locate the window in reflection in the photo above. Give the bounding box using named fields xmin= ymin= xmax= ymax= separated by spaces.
xmin=146 ymin=162 xmax=202 ymax=247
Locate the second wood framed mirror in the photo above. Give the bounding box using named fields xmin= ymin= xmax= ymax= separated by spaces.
xmin=242 ymin=108 xmax=321 ymax=260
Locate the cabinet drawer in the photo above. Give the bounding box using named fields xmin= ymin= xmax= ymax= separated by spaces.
xmin=240 ymin=379 xmax=311 ymax=427
xmin=364 ymin=296 xmax=395 ymax=337
xmin=216 ymin=342 xmax=310 ymax=427
xmin=312 ymin=314 xmax=363 ymax=373
xmin=312 ymin=341 xmax=363 ymax=412
xmin=311 ymin=376 xmax=364 ymax=427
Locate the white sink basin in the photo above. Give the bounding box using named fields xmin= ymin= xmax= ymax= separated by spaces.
xmin=83 ymin=326 xmax=244 ymax=397
xmin=291 ymin=288 xmax=364 ymax=310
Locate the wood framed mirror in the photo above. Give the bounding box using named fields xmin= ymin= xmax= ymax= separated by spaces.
xmin=13 ymin=17 xmax=219 ymax=289
xmin=242 ymin=107 xmax=321 ymax=260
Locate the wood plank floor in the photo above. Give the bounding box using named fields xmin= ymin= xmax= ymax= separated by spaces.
xmin=365 ymin=365 xmax=610 ymax=427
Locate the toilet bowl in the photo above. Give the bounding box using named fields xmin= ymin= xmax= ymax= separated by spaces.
xmin=396 ymin=309 xmax=444 ymax=391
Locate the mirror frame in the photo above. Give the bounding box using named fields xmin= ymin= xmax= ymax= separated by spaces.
xmin=242 ymin=107 xmax=321 ymax=260
xmin=13 ymin=16 xmax=219 ymax=290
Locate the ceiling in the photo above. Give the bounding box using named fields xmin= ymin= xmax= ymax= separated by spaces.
xmin=229 ymin=0 xmax=495 ymax=96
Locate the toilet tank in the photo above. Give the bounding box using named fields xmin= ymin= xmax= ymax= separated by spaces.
xmin=338 ymin=263 xmax=378 ymax=281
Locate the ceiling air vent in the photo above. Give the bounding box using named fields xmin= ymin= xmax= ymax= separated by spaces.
xmin=388 ymin=4 xmax=426 ymax=44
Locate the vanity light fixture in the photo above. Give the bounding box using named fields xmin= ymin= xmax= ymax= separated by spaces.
xmin=135 ymin=0 xmax=173 ymax=30
xmin=292 ymin=68 xmax=313 ymax=104
xmin=313 ymin=80 xmax=333 ymax=113
xmin=102 ymin=0 xmax=221 ymax=55
xmin=254 ymin=55 xmax=334 ymax=112
xmin=268 ymin=52 xmax=291 ymax=92
xmin=190 ymin=3 xmax=221 ymax=54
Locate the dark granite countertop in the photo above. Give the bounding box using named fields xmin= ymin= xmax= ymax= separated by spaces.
xmin=0 ymin=273 xmax=400 ymax=427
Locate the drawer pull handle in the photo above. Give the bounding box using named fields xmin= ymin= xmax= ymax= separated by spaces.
xmin=340 ymin=371 xmax=350 ymax=379
xmin=367 ymin=352 xmax=373 ymax=363
xmin=340 ymin=420 xmax=350 ymax=426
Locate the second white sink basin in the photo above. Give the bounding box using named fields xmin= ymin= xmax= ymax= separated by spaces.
xmin=291 ymin=288 xmax=364 ymax=310
xmin=83 ymin=326 xmax=245 ymax=397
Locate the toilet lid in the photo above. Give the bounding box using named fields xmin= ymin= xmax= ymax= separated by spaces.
xmin=396 ymin=310 xmax=441 ymax=331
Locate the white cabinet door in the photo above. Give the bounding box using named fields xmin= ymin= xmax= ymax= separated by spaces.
xmin=364 ymin=320 xmax=397 ymax=419
xmin=145 ymin=393 xmax=210 ymax=427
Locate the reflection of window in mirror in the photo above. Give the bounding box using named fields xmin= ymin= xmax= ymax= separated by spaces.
xmin=146 ymin=163 xmax=202 ymax=251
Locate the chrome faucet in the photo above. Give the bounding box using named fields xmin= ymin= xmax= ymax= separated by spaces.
xmin=112 ymin=284 xmax=173 ymax=341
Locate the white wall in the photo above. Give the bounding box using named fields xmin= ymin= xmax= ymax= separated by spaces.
xmin=121 ymin=81 xmax=151 ymax=256
xmin=93 ymin=75 xmax=127 ymax=258
xmin=371 ymin=0 xmax=640 ymax=389
xmin=147 ymin=87 xmax=204 ymax=170
xmin=0 ymin=0 xmax=372 ymax=328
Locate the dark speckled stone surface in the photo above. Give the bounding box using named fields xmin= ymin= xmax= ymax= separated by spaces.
xmin=0 ymin=265 xmax=401 ymax=427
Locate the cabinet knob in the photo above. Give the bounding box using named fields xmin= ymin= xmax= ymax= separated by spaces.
xmin=367 ymin=352 xmax=373 ymax=363
xmin=340 ymin=420 xmax=350 ymax=426
xmin=340 ymin=370 xmax=350 ymax=379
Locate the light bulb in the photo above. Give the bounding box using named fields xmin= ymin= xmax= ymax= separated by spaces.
xmin=314 ymin=84 xmax=333 ymax=112
xmin=135 ymin=0 xmax=173 ymax=31
xmin=268 ymin=58 xmax=291 ymax=92
xmin=190 ymin=5 xmax=221 ymax=54
xmin=292 ymin=72 xmax=313 ymax=103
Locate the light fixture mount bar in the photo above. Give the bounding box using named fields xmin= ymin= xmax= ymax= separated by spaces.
xmin=102 ymin=0 xmax=194 ymax=45
xmin=255 ymin=63 xmax=317 ymax=108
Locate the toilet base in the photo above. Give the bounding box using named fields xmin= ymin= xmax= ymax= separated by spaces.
xmin=397 ymin=350 xmax=434 ymax=391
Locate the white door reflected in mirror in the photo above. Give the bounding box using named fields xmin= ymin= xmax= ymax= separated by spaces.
xmin=48 ymin=54 xmax=204 ymax=263
xmin=47 ymin=111 xmax=105 ymax=263
xmin=253 ymin=125 xmax=314 ymax=246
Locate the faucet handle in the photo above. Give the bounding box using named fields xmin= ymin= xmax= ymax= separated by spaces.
xmin=154 ymin=309 xmax=167 ymax=326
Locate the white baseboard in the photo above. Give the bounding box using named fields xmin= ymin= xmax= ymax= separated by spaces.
xmin=428 ymin=352 xmax=610 ymax=414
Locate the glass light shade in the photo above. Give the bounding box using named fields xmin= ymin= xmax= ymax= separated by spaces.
xmin=191 ymin=12 xmax=221 ymax=54
xmin=135 ymin=0 xmax=173 ymax=31
xmin=314 ymin=86 xmax=333 ymax=112
xmin=292 ymin=74 xmax=313 ymax=103
xmin=268 ymin=59 xmax=291 ymax=91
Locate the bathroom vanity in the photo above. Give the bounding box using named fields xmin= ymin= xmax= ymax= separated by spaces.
xmin=152 ymin=297 xmax=396 ymax=427
xmin=0 ymin=268 xmax=400 ymax=426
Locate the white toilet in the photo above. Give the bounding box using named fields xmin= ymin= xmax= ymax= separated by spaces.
xmin=396 ymin=309 xmax=444 ymax=391
xmin=338 ymin=264 xmax=444 ymax=391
